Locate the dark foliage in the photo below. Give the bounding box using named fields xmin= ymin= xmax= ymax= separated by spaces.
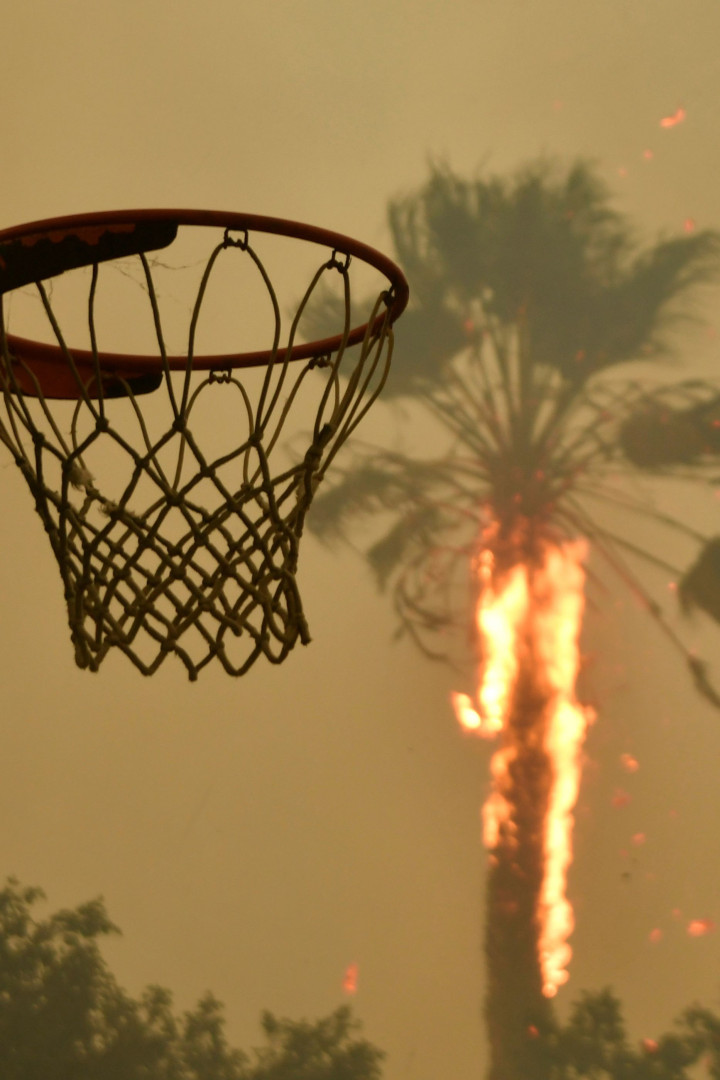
xmin=382 ymin=160 xmax=720 ymax=395
xmin=0 ymin=878 xmax=383 ymax=1080
xmin=680 ymin=537 xmax=720 ymax=622
xmin=308 ymin=159 xmax=720 ymax=684
xmin=546 ymin=988 xmax=720 ymax=1079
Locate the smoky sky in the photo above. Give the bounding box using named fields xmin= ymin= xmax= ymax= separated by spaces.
xmin=2 ymin=3 xmax=720 ymax=1078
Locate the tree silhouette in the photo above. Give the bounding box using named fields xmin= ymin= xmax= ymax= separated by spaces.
xmin=307 ymin=159 xmax=720 ymax=1080
xmin=548 ymin=987 xmax=720 ymax=1078
xmin=0 ymin=877 xmax=383 ymax=1080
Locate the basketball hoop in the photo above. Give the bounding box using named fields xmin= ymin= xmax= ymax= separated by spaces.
xmin=0 ymin=210 xmax=408 ymax=678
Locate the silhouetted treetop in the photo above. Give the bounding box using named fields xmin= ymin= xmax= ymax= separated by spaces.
xmin=0 ymin=877 xmax=384 ymax=1080
xmin=383 ymin=159 xmax=720 ymax=395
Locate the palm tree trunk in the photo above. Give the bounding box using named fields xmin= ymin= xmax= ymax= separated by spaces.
xmin=481 ymin=546 xmax=586 ymax=1080
xmin=484 ymin=662 xmax=556 ymax=1080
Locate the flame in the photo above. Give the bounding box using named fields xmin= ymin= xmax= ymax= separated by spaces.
xmin=452 ymin=552 xmax=526 ymax=742
xmin=455 ymin=538 xmax=591 ymax=997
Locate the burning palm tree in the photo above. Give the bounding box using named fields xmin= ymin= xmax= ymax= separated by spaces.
xmin=306 ymin=160 xmax=720 ymax=1080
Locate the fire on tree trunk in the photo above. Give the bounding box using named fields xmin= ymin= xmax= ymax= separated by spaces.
xmin=453 ymin=534 xmax=592 ymax=1079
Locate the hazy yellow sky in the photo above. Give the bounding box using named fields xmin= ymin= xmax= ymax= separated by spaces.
xmin=3 ymin=2 xmax=720 ymax=1077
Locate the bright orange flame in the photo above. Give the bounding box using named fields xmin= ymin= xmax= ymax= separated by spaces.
xmin=452 ymin=551 xmax=525 ymax=742
xmin=535 ymin=544 xmax=592 ymax=997
xmin=455 ymin=539 xmax=592 ymax=997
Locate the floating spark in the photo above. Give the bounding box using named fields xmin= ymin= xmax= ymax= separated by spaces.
xmin=660 ymin=107 xmax=686 ymax=128
xmin=342 ymin=963 xmax=358 ymax=994
xmin=455 ymin=539 xmax=591 ymax=997
xmin=687 ymin=919 xmax=714 ymax=937
xmin=620 ymin=753 xmax=639 ymax=773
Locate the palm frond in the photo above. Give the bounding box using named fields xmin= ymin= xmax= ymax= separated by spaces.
xmin=679 ymin=539 xmax=720 ymax=622
xmin=620 ymin=385 xmax=720 ymax=468
xmin=308 ymin=454 xmax=470 ymax=542
xmin=366 ymin=505 xmax=446 ymax=589
xmin=306 ymin=158 xmax=720 ymax=699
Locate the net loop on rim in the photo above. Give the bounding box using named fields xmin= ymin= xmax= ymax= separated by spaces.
xmin=0 ymin=210 xmax=408 ymax=679
xmin=222 ymin=226 xmax=249 ymax=251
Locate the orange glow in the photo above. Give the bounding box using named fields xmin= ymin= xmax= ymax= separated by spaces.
xmin=535 ymin=543 xmax=592 ymax=997
xmin=620 ymin=753 xmax=639 ymax=773
xmin=642 ymin=1038 xmax=659 ymax=1053
xmin=455 ymin=538 xmax=591 ymax=997
xmin=687 ymin=919 xmax=714 ymax=937
xmin=452 ymin=551 xmax=525 ymax=741
xmin=649 ymin=928 xmax=663 ymax=943
xmin=660 ymin=107 xmax=686 ymax=128
xmin=342 ymin=963 xmax=358 ymax=994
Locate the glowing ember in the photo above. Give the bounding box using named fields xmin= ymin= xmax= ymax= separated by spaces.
xmin=342 ymin=963 xmax=358 ymax=994
xmin=649 ymin=928 xmax=663 ymax=943
xmin=632 ymin=832 xmax=646 ymax=846
xmin=684 ymin=217 xmax=696 ymax=233
xmin=620 ymin=753 xmax=639 ymax=773
xmin=611 ymin=789 xmax=632 ymax=808
xmin=660 ymin=107 xmax=686 ymax=128
xmin=642 ymin=1038 xmax=659 ymax=1053
xmin=687 ymin=919 xmax=715 ymax=937
xmin=456 ymin=539 xmax=591 ymax=997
